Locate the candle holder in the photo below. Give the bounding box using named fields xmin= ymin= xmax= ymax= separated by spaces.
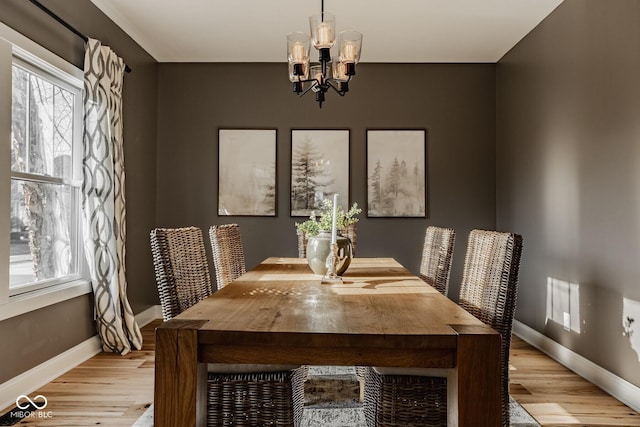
xmin=321 ymin=242 xmax=343 ymax=283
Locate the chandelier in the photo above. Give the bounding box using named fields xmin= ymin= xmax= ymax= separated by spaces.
xmin=287 ymin=0 xmax=363 ymax=108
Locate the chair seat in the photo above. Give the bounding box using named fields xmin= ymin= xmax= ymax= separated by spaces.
xmin=372 ymin=366 xmax=450 ymax=378
xmin=365 ymin=366 xmax=449 ymax=426
xmin=206 ymin=366 xmax=305 ymax=427
xmin=208 ymin=363 xmax=301 ymax=374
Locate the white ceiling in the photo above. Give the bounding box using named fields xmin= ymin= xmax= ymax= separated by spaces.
xmin=90 ymin=0 xmax=563 ymax=63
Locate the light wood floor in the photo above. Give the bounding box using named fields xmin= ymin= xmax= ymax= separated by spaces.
xmin=509 ymin=337 xmax=640 ymax=426
xmin=2 ymin=319 xmax=639 ymax=426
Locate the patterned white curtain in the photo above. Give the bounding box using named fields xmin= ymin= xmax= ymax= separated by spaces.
xmin=82 ymin=38 xmax=142 ymax=355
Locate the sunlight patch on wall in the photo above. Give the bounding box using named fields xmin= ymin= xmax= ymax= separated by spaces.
xmin=546 ymin=277 xmax=581 ymax=333
xmin=622 ymin=297 xmax=640 ymax=362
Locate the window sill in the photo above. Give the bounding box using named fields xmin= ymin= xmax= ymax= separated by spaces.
xmin=0 ymin=279 xmax=92 ymax=322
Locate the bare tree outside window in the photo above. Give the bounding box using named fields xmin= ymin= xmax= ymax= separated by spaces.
xmin=10 ymin=63 xmax=78 ymax=288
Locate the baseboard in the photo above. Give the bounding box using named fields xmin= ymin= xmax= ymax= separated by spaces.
xmin=0 ymin=334 xmax=101 ymax=412
xmin=135 ymin=304 xmax=163 ymax=328
xmin=513 ymin=319 xmax=640 ymax=412
xmin=0 ymin=304 xmax=162 ymax=412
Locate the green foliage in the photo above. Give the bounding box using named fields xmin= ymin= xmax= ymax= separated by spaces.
xmin=295 ymin=199 xmax=362 ymax=237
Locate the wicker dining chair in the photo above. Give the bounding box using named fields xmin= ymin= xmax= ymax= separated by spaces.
xmin=209 ymin=223 xmax=247 ymax=290
xmin=150 ymin=226 xmax=213 ymax=321
xmin=355 ymin=226 xmax=456 ymax=386
xmin=364 ymin=229 xmax=523 ymax=427
xmin=150 ymin=226 xmax=305 ymax=427
xmin=297 ymin=224 xmax=358 ymax=258
xmin=419 ymin=226 xmax=456 ymax=296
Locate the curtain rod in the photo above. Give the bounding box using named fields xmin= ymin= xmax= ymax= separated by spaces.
xmin=28 ymin=0 xmax=132 ymax=73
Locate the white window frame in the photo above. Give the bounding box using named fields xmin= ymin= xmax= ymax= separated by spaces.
xmin=0 ymin=22 xmax=90 ymax=321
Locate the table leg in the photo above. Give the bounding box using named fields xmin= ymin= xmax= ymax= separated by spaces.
xmin=155 ymin=319 xmax=207 ymax=427
xmin=449 ymin=324 xmax=501 ymax=427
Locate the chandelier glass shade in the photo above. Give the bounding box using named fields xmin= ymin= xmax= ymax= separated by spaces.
xmin=287 ymin=3 xmax=362 ymax=108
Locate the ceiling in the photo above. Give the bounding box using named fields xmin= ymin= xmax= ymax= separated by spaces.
xmin=89 ymin=0 xmax=564 ymax=63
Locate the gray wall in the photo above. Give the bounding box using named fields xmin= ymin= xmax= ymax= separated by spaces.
xmin=0 ymin=0 xmax=158 ymax=383
xmin=156 ymin=62 xmax=497 ymax=299
xmin=497 ymin=0 xmax=640 ymax=387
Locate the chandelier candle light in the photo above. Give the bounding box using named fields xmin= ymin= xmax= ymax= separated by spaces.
xmin=287 ymin=0 xmax=363 ymax=108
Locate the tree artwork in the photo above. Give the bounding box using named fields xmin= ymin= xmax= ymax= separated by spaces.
xmin=291 ymin=137 xmax=334 ymax=212
xmin=290 ymin=130 xmax=350 ymax=217
xmin=367 ymin=130 xmax=426 ymax=217
xmin=218 ymin=129 xmax=277 ymax=216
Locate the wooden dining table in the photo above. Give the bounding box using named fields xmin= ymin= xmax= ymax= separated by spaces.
xmin=154 ymin=257 xmax=501 ymax=426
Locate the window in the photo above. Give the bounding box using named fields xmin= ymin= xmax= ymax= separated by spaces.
xmin=10 ymin=58 xmax=83 ymax=294
xmin=0 ymin=22 xmax=89 ymax=316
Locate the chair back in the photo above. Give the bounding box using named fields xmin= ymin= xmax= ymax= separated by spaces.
xmin=459 ymin=229 xmax=523 ymax=427
xmin=150 ymin=227 xmax=213 ymax=321
xmin=297 ymin=224 xmax=357 ymax=258
xmin=209 ymin=223 xmax=247 ymax=289
xmin=418 ymin=226 xmax=456 ymax=295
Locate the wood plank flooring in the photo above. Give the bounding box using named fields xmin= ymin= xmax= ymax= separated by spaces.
xmin=0 ymin=321 xmax=157 ymax=426
xmin=509 ymin=336 xmax=640 ymax=426
xmin=1 ymin=319 xmax=639 ymax=426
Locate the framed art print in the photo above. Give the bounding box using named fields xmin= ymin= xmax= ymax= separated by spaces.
xmin=290 ymin=129 xmax=350 ymax=216
xmin=218 ymin=129 xmax=277 ymax=216
xmin=367 ymin=129 xmax=426 ymax=217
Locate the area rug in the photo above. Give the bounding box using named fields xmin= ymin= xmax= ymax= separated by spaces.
xmin=133 ymin=366 xmax=539 ymax=426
